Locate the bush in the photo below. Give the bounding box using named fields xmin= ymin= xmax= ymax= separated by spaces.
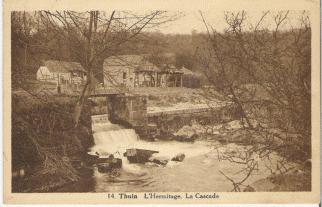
xmin=12 ymin=94 xmax=93 ymax=192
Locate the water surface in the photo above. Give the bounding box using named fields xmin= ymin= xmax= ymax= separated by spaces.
xmin=57 ymin=115 xmax=291 ymax=192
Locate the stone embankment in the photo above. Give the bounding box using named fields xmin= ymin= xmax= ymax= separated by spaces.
xmin=145 ymin=103 xmax=241 ymax=142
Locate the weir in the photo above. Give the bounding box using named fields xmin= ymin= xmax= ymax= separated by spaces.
xmin=83 ymin=98 xmax=258 ymax=193
xmin=90 ymin=93 xmax=148 ymax=128
xmin=91 ymin=114 xmax=139 ymax=156
xmin=89 ymin=113 xmax=212 ymax=176
xmin=89 ymin=93 xmax=240 ymax=140
xmin=89 ymin=114 xmax=212 ymax=162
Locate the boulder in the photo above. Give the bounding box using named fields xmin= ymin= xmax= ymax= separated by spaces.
xmin=96 ymin=154 xmax=115 ymax=164
xmin=97 ymin=163 xmax=112 ymax=173
xmin=174 ymin=125 xmax=198 ymax=141
xmin=84 ymin=152 xmax=99 ymax=165
xmin=110 ymin=157 xmax=122 ymax=168
xmin=171 ymin=153 xmax=185 ymax=162
xmin=148 ymin=156 xmax=169 ymax=166
xmin=97 ymin=158 xmax=122 ymax=173
xmin=174 ymin=134 xmax=198 ymax=142
xmin=124 ymin=148 xmax=159 ymax=163
xmin=85 ymin=152 xmax=118 ymax=165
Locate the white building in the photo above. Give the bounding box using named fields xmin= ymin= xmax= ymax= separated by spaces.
xmin=37 ymin=60 xmax=87 ymax=92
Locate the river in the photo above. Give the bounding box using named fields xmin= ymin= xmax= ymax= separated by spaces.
xmin=57 ymin=114 xmax=294 ymax=192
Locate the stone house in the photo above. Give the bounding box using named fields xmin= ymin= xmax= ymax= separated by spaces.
xmin=103 ymin=55 xmax=184 ymax=88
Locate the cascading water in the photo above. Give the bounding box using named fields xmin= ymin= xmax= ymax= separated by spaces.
xmin=90 ymin=114 xmax=212 ymax=160
xmin=56 ymin=114 xmax=294 ymax=192
xmin=89 ymin=114 xmax=215 ymax=179
xmin=90 ymin=114 xmax=144 ymax=175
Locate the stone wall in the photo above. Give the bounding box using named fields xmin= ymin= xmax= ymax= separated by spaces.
xmin=147 ymin=104 xmax=241 ymax=139
xmin=90 ymin=97 xmax=109 ymax=115
xmin=91 ymin=94 xmax=240 ymax=141
xmin=107 ymin=94 xmax=148 ymax=127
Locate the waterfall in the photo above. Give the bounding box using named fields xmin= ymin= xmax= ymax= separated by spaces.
xmin=89 ymin=114 xmax=212 ymax=168
xmin=91 ymin=129 xmax=139 ymax=156
xmin=90 ymin=114 xmax=139 ymax=157
xmin=90 ymin=114 xmax=147 ymax=175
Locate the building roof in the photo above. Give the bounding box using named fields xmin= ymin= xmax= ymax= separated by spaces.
xmin=159 ymin=64 xmax=183 ymax=73
xmin=181 ymin=66 xmax=195 ymax=75
xmin=43 ymin=60 xmax=87 ymax=73
xmin=104 ymin=55 xmax=160 ymax=72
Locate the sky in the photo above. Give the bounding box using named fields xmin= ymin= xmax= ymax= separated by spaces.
xmin=149 ymin=10 xmax=309 ymax=34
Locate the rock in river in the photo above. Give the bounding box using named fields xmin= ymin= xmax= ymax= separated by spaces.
xmin=124 ymin=148 xmax=159 ymax=164
xmin=97 ymin=158 xmax=122 ymax=173
xmin=148 ymin=155 xmax=169 ymax=166
xmin=171 ymin=153 xmax=185 ymax=162
xmin=96 ymin=154 xmax=115 ymax=164
xmin=97 ymin=163 xmax=112 ymax=173
xmin=173 ymin=125 xmax=199 ymax=142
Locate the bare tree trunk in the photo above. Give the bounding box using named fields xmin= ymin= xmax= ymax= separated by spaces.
xmin=73 ymin=11 xmax=98 ymax=127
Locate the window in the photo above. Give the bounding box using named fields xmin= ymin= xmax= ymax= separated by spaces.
xmin=123 ymin=72 xmax=127 ymax=79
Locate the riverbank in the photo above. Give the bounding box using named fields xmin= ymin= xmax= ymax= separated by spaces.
xmin=12 ymin=91 xmax=94 ymax=192
xmin=170 ymin=119 xmax=312 ymax=191
xmin=250 ymin=168 xmax=311 ymax=191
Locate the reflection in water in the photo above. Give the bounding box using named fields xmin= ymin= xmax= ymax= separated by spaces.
xmin=57 ymin=114 xmax=294 ymax=192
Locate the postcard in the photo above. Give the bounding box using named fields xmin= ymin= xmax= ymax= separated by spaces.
xmin=3 ymin=0 xmax=320 ymax=204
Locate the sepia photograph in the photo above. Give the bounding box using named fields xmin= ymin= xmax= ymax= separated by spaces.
xmin=3 ymin=0 xmax=320 ymax=204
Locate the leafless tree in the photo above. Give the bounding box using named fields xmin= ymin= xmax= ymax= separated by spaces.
xmin=11 ymin=11 xmax=181 ymax=191
xmin=35 ymin=11 xmax=180 ymax=126
xmin=198 ymin=10 xmax=311 ymax=191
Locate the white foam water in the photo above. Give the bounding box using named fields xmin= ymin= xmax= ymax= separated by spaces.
xmin=89 ymin=114 xmax=211 ymax=179
xmin=90 ymin=114 xmax=211 ymax=158
xmin=89 ymin=114 xmax=213 ymax=178
xmin=60 ymin=115 xmax=291 ymax=192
